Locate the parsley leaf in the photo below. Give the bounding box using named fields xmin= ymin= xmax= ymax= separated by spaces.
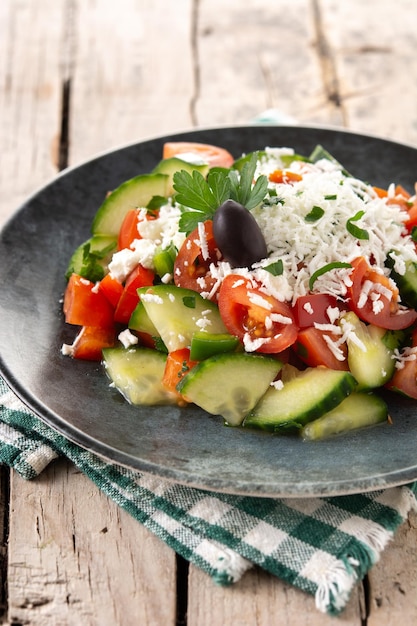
xmin=173 ymin=151 xmax=268 ymax=234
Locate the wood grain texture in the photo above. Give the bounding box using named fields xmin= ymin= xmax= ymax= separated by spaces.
xmin=7 ymin=459 xmax=177 ymax=626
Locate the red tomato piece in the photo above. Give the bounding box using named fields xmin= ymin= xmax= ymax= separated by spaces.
xmin=217 ymin=274 xmax=298 ymax=353
xmin=68 ymin=325 xmax=116 ymax=361
xmin=347 ymin=256 xmax=417 ymax=330
xmin=118 ymin=209 xmax=158 ymax=250
xmin=98 ymin=273 xmax=124 ymax=308
xmin=293 ymin=293 xmax=347 ymax=328
xmin=64 ymin=274 xmax=115 ymax=328
xmin=173 ymin=220 xmax=220 ymax=297
xmin=114 ymin=264 xmax=155 ymax=324
xmin=268 ymin=169 xmax=303 ymax=184
xmin=162 ymin=142 xmax=234 ymax=168
xmin=294 ymin=327 xmax=349 ymax=371
xmin=162 ymin=348 xmax=198 ymax=392
xmin=385 ymin=329 xmax=417 ymax=399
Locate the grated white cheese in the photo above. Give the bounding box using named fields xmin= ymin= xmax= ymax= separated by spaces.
xmin=118 ymin=329 xmax=139 ymax=348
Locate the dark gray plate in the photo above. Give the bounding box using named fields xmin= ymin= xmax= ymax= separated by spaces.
xmin=1 ymin=125 xmax=417 ymax=497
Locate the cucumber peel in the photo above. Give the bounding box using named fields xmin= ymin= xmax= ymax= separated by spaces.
xmin=244 ymin=367 xmax=357 ymax=432
xmin=177 ymin=352 xmax=283 ymax=426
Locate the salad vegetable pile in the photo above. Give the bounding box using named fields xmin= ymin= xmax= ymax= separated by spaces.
xmin=62 ymin=140 xmax=417 ymax=440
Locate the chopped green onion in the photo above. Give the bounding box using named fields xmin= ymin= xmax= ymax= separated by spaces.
xmin=346 ymin=210 xmax=369 ymax=240
xmin=324 ymin=194 xmax=337 ymax=200
xmin=263 ymin=259 xmax=284 ymax=276
xmin=309 ymin=262 xmax=352 ymax=290
xmin=305 ymin=206 xmax=325 ymax=222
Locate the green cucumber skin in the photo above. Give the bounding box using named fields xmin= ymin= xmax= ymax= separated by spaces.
xmin=152 ymin=158 xmax=209 ymax=195
xmin=301 ymin=392 xmax=388 ymax=440
xmin=92 ymin=173 xmax=168 ymax=236
xmin=66 ymin=235 xmax=117 ymax=281
xmin=128 ymin=301 xmax=160 ymax=337
xmin=244 ymin=368 xmax=357 ymax=433
xmin=138 ymin=285 xmax=228 ymax=352
xmin=177 ymin=353 xmax=283 ymax=426
xmin=390 ymin=259 xmax=417 ymax=309
xmin=102 ymin=347 xmax=177 ymax=406
xmin=343 ymin=312 xmax=396 ymax=390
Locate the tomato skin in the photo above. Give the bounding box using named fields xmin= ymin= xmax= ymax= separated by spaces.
xmin=385 ymin=330 xmax=417 ymax=398
xmin=162 ymin=348 xmax=198 ymax=401
xmin=69 ymin=325 xmax=116 ymax=361
xmin=64 ymin=274 xmax=115 ymax=328
xmin=98 ymin=273 xmax=124 ymax=308
xmin=293 ymin=293 xmax=347 ymax=328
xmin=294 ymin=327 xmax=349 ymax=370
xmin=217 ymin=274 xmax=298 ymax=353
xmin=268 ymin=169 xmax=302 ymax=184
xmin=173 ymin=221 xmax=220 ymax=297
xmin=162 ymin=142 xmax=234 ymax=168
xmin=118 ymin=209 xmax=157 ymax=250
xmin=347 ymin=256 xmax=417 ymax=330
xmin=114 ymin=264 xmax=155 ymax=324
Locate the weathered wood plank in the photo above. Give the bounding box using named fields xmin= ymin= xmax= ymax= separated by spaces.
xmin=367 ymin=510 xmax=417 ymax=624
xmin=68 ymin=0 xmax=195 ymax=165
xmin=8 ymin=459 xmax=177 ymax=626
xmin=319 ymin=0 xmax=417 ymax=145
xmin=0 ymin=0 xmax=65 ymax=225
xmin=187 ymin=564 xmax=362 ymax=625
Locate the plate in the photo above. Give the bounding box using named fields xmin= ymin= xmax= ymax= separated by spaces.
xmin=1 ymin=125 xmax=417 ymax=498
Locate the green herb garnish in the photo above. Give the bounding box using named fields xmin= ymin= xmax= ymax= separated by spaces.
xmin=182 ymin=295 xmax=196 ymax=309
xmin=346 ymin=210 xmax=369 ymax=240
xmin=309 ymin=262 xmax=352 ymax=290
xmin=263 ymin=260 xmax=284 ymax=276
xmin=305 ymin=206 xmax=325 ymax=222
xmin=173 ymin=152 xmax=268 ymax=234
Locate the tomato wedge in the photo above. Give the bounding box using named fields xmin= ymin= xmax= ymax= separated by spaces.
xmin=162 ymin=142 xmax=235 ymax=168
xmin=98 ymin=273 xmax=124 ymax=308
xmin=118 ymin=209 xmax=157 ymax=250
xmin=217 ymin=274 xmax=298 ymax=353
xmin=293 ymin=293 xmax=347 ymax=328
xmin=385 ymin=329 xmax=417 ymax=399
xmin=173 ymin=220 xmax=220 ymax=297
xmin=268 ymin=169 xmax=302 ymax=184
xmin=67 ymin=325 xmax=116 ymax=361
xmin=295 ymin=327 xmax=349 ymax=370
xmin=64 ymin=274 xmax=115 ymax=328
xmin=347 ymin=256 xmax=417 ymax=330
xmin=114 ymin=264 xmax=155 ymax=324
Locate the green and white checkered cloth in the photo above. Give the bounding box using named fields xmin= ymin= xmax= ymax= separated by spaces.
xmin=1 ymin=376 xmax=416 ymax=615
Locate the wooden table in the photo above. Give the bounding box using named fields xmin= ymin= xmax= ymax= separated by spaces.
xmin=1 ymin=1 xmax=417 ymax=623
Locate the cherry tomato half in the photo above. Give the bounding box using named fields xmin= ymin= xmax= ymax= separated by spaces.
xmin=173 ymin=220 xmax=220 ymax=297
xmin=217 ymin=274 xmax=298 ymax=353
xmin=162 ymin=141 xmax=234 ymax=168
xmin=294 ymin=327 xmax=349 ymax=371
xmin=293 ymin=293 xmax=347 ymax=328
xmin=347 ymin=256 xmax=417 ymax=330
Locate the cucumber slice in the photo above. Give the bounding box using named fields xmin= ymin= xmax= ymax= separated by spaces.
xmin=177 ymin=353 xmax=283 ymax=426
xmin=102 ymin=346 xmax=177 ymax=405
xmin=343 ymin=311 xmax=398 ymax=389
xmin=387 ymin=254 xmax=417 ymax=309
xmin=92 ymin=173 xmax=168 ymax=236
xmin=301 ymin=392 xmax=388 ymax=440
xmin=128 ymin=301 xmax=160 ymax=337
xmin=190 ymin=331 xmax=240 ymax=360
xmin=152 ymin=157 xmax=209 ymax=195
xmin=137 ymin=285 xmax=228 ymax=352
xmin=244 ymin=367 xmax=357 ymax=432
xmin=65 ymin=235 xmax=117 ymax=281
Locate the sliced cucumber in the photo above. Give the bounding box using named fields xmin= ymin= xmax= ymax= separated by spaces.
xmin=190 ymin=331 xmax=240 ymax=360
xmin=301 ymin=392 xmax=388 ymax=440
xmin=102 ymin=346 xmax=177 ymax=405
xmin=152 ymin=157 xmax=209 ymax=195
xmin=128 ymin=301 xmax=160 ymax=337
xmin=244 ymin=367 xmax=357 ymax=432
xmin=65 ymin=235 xmax=117 ymax=281
xmin=387 ymin=253 xmax=417 ymax=309
xmin=92 ymin=173 xmax=168 ymax=236
xmin=177 ymin=352 xmax=283 ymax=426
xmin=343 ymin=311 xmax=399 ymax=389
xmin=137 ymin=285 xmax=228 ymax=352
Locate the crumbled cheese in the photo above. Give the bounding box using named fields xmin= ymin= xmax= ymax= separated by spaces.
xmin=118 ymin=329 xmax=138 ymax=348
xmin=140 ymin=293 xmax=164 ymax=304
xmin=243 ymin=334 xmax=271 ymax=352
xmin=61 ymin=343 xmax=74 ymax=356
xmin=303 ymin=302 xmax=314 ymax=315
xmin=271 ymin=379 xmax=284 ymax=390
xmin=197 ymin=221 xmax=209 ymax=260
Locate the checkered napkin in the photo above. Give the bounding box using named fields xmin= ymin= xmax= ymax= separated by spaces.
xmin=1 ymin=377 xmax=416 ymax=615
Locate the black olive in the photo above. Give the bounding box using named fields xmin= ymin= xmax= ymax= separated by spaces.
xmin=213 ymin=199 xmax=268 ymax=268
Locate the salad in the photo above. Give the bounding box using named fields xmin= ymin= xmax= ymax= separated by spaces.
xmin=61 ymin=140 xmax=417 ymax=440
